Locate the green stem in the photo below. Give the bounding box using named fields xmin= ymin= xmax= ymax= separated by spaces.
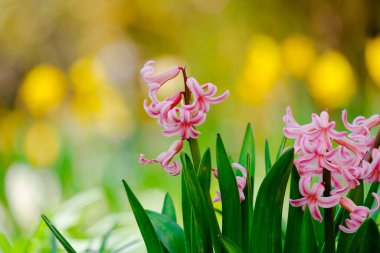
xmin=323 ymin=168 xmax=335 ymax=253
xmin=181 ymin=68 xmax=202 ymax=171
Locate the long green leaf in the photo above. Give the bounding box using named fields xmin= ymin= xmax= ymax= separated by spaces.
xmin=181 ymin=173 xmax=192 ymax=253
xmin=220 ymin=235 xmax=245 ymax=253
xmin=284 ymin=166 xmax=304 ymax=253
xmin=276 ymin=137 xmax=287 ymax=160
xmin=216 ymin=134 xmax=243 ymax=248
xmin=238 ymin=124 xmax=255 ymax=253
xmin=0 ymin=231 xmax=12 ymax=253
xmin=146 ymin=210 xmax=185 ymax=253
xmin=347 ymin=218 xmax=380 ymax=253
xmin=181 ymin=153 xmax=211 ymax=253
xmin=198 ymin=148 xmax=223 ymax=253
xmin=300 ymin=207 xmax=318 ymax=253
xmin=264 ymin=140 xmax=271 ymax=174
xmin=250 ymin=148 xmax=294 ymax=253
xmin=337 ymin=184 xmax=364 ymax=253
xmin=122 ymin=180 xmax=163 ymax=253
xmin=162 ymin=193 xmax=177 ymax=222
xmin=41 ymin=214 xmax=76 ymax=253
xmin=364 ymin=182 xmax=380 ymax=209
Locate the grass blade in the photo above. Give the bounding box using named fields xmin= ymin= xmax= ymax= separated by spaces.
xmin=99 ymin=224 xmax=116 ymax=253
xmin=264 ymin=140 xmax=271 ymax=174
xmin=122 ymin=180 xmax=163 ymax=253
xmin=41 ymin=214 xmax=76 ymax=253
xmin=146 ymin=210 xmax=185 ymax=253
xmin=219 ymin=235 xmax=245 ymax=253
xmin=284 ymin=166 xmax=304 ymax=253
xmin=250 ymin=148 xmax=294 ymax=253
xmin=162 ymin=193 xmax=177 ymax=222
xmin=216 ymin=134 xmax=243 ymax=248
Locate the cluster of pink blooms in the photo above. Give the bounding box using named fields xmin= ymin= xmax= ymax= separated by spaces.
xmin=283 ymin=106 xmax=380 ymax=233
xmin=139 ymin=61 xmax=229 ymax=176
xmin=212 ymin=163 xmax=247 ymax=203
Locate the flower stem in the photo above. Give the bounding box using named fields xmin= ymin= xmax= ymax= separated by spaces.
xmin=181 ymin=67 xmax=202 ymax=171
xmin=323 ymin=168 xmax=335 ymax=253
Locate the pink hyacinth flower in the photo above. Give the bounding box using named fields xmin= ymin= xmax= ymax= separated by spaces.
xmin=185 ymin=77 xmax=230 ymax=113
xmin=213 ymin=163 xmax=247 ymax=203
xmin=289 ymin=176 xmax=341 ymax=222
xmin=362 ymin=148 xmax=380 ymax=183
xmin=339 ymin=193 xmax=380 ymax=233
xmin=139 ymin=139 xmax=183 ymax=176
xmin=140 ymin=61 xmax=181 ymax=86
xmin=342 ymin=110 xmax=380 ymax=141
xmin=163 ymin=107 xmax=206 ymax=139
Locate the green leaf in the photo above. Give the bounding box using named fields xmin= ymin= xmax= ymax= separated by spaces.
xmin=284 ymin=166 xmax=304 ymax=253
xmin=122 ymin=180 xmax=163 ymax=253
xmin=146 ymin=210 xmax=185 ymax=253
xmin=364 ymin=182 xmax=380 ymax=209
xmin=337 ymin=184 xmax=364 ymax=253
xmin=275 ymin=137 xmax=287 ymax=160
xmin=0 ymin=231 xmax=11 ymax=253
xmin=162 ymin=193 xmax=177 ymax=222
xmin=216 ymin=134 xmax=242 ymax=248
xmin=250 ymin=148 xmax=294 ymax=253
xmin=41 ymin=214 xmax=76 ymax=253
xmin=197 ymin=148 xmax=223 ymax=253
xmin=300 ymin=207 xmax=318 ymax=253
xmin=265 ymin=139 xmax=271 ymax=174
xmin=347 ymin=218 xmax=380 ymax=253
xmin=99 ymin=224 xmax=116 ymax=253
xmin=181 ymin=173 xmax=192 ymax=253
xmin=238 ymin=124 xmax=255 ymax=253
xmin=219 ymin=235 xmax=245 ymax=253
xmin=181 ymin=153 xmax=211 ymax=253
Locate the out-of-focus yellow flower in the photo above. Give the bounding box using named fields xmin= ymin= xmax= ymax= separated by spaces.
xmin=236 ymin=35 xmax=282 ymax=104
xmin=69 ymin=57 xmax=133 ymax=138
xmin=23 ymin=121 xmax=60 ymax=168
xmin=18 ymin=64 xmax=66 ymax=117
xmin=365 ymin=36 xmax=380 ymax=88
xmin=282 ymin=34 xmax=317 ymax=78
xmin=308 ymin=51 xmax=356 ymax=109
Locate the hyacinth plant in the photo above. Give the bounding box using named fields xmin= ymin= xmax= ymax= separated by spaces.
xmin=42 ymin=61 xmax=380 ymax=253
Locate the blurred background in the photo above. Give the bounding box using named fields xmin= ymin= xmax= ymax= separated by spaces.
xmin=1 ymin=0 xmax=380 ymax=251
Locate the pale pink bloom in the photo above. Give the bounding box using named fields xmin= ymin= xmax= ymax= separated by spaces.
xmin=163 ymin=107 xmax=206 ymax=139
xmin=143 ymin=92 xmax=182 ymax=126
xmin=339 ymin=193 xmax=380 ymax=233
xmin=213 ymin=163 xmax=247 ymax=203
xmin=362 ymin=148 xmax=380 ymax=183
xmin=139 ymin=139 xmax=183 ymax=176
xmin=185 ymin=77 xmax=229 ymax=113
xmin=290 ymin=176 xmax=341 ymax=222
xmin=140 ymin=61 xmax=181 ymax=86
xmin=342 ymin=110 xmax=380 ymax=147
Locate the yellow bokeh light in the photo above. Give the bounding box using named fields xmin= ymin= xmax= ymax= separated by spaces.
xmin=308 ymin=51 xmax=356 ymax=109
xmin=282 ymin=34 xmax=317 ymax=78
xmin=365 ymin=36 xmax=380 ymax=88
xmin=0 ymin=109 xmax=25 ymax=157
xmin=18 ymin=64 xmax=66 ymax=117
xmin=236 ymin=35 xmax=282 ymax=104
xmin=23 ymin=121 xmax=60 ymax=168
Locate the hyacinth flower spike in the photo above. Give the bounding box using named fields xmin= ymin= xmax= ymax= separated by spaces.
xmin=339 ymin=193 xmax=380 ymax=233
